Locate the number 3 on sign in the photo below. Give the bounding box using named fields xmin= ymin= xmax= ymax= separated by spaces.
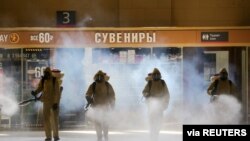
xmin=56 ymin=11 xmax=76 ymax=26
xmin=62 ymin=12 xmax=70 ymax=24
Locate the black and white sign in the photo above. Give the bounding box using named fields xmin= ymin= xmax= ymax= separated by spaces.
xmin=56 ymin=11 xmax=76 ymax=27
xmin=201 ymin=32 xmax=228 ymax=42
xmin=183 ymin=125 xmax=250 ymax=141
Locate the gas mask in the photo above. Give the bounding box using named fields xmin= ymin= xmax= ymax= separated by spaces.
xmin=220 ymin=72 xmax=228 ymax=80
xmin=152 ymin=73 xmax=161 ymax=81
xmin=96 ymin=74 xmax=104 ymax=82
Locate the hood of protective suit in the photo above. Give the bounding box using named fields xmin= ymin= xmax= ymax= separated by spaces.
xmin=152 ymin=68 xmax=161 ymax=76
xmin=151 ymin=68 xmax=162 ymax=80
xmin=219 ymin=68 xmax=228 ymax=75
xmin=219 ymin=68 xmax=228 ymax=80
xmin=152 ymin=68 xmax=161 ymax=74
xmin=44 ymin=67 xmax=52 ymax=74
xmin=43 ymin=67 xmax=52 ymax=79
xmin=93 ymin=70 xmax=110 ymax=81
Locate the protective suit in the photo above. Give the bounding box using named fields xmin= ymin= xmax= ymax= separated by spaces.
xmin=142 ymin=68 xmax=170 ymax=141
xmin=32 ymin=67 xmax=62 ymax=141
xmin=85 ymin=70 xmax=115 ymax=141
xmin=207 ymin=68 xmax=237 ymax=98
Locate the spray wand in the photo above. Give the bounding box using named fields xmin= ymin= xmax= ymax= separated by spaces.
xmin=18 ymin=91 xmax=41 ymax=106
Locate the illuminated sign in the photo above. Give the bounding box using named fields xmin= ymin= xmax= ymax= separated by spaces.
xmin=0 ymin=28 xmax=249 ymax=47
xmin=94 ymin=32 xmax=156 ymax=43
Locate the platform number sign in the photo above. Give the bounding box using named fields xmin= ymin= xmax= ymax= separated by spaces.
xmin=56 ymin=11 xmax=76 ymax=26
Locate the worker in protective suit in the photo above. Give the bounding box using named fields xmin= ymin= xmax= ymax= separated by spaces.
xmin=142 ymin=68 xmax=170 ymax=141
xmin=31 ymin=67 xmax=62 ymax=141
xmin=85 ymin=70 xmax=115 ymax=141
xmin=207 ymin=68 xmax=238 ymax=101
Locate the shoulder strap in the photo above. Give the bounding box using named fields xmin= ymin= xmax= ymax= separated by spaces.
xmin=214 ymin=79 xmax=219 ymax=87
xmin=105 ymin=82 xmax=110 ymax=96
xmin=228 ymin=80 xmax=233 ymax=94
xmin=161 ymin=79 xmax=166 ymax=86
xmin=148 ymin=80 xmax=152 ymax=93
xmin=41 ymin=76 xmax=45 ymax=89
xmin=211 ymin=79 xmax=219 ymax=95
xmin=52 ymin=77 xmax=57 ymax=94
xmin=92 ymin=82 xmax=96 ymax=94
xmin=105 ymin=82 xmax=109 ymax=88
xmin=53 ymin=77 xmax=56 ymax=88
